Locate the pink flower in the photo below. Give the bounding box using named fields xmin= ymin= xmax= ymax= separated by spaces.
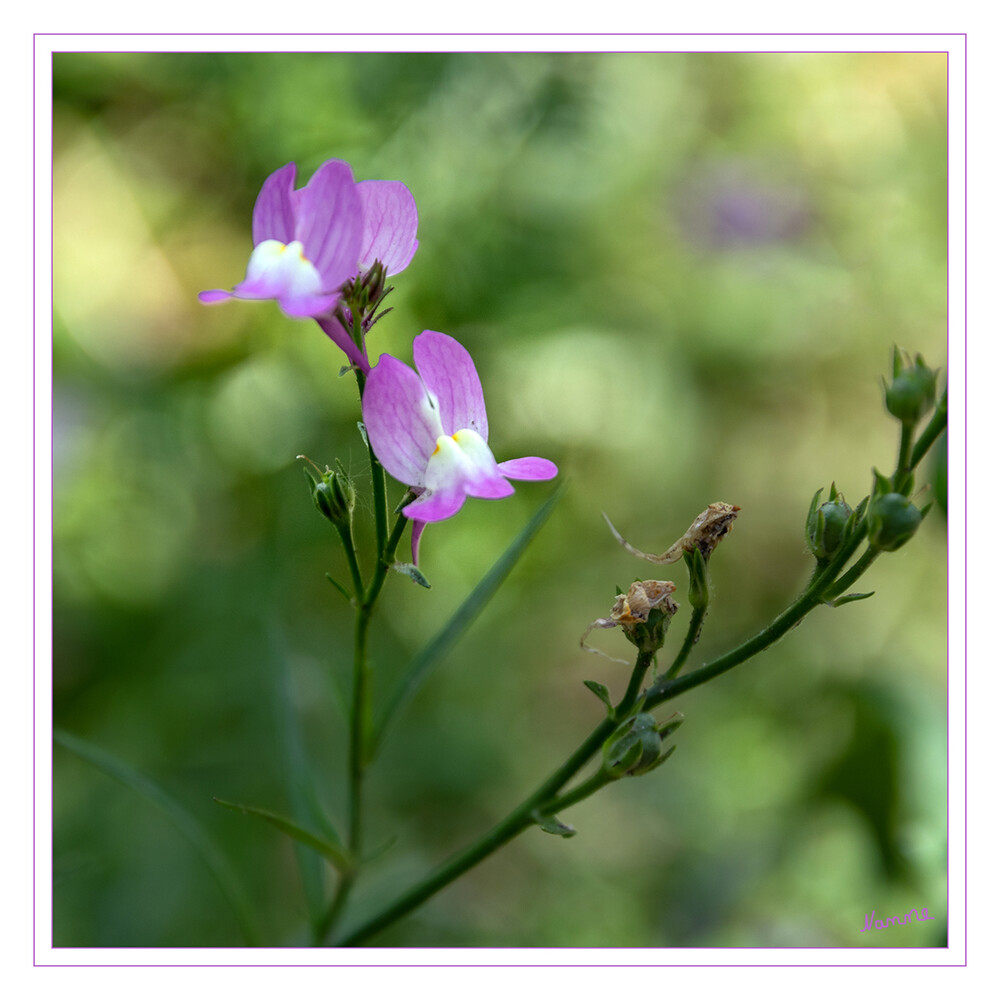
xmin=362 ymin=331 xmax=557 ymax=558
xmin=199 ymin=159 xmax=418 ymax=323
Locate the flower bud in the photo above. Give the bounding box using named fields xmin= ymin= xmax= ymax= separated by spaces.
xmin=303 ymin=460 xmax=355 ymax=527
xmin=867 ymin=492 xmax=922 ymax=552
xmin=805 ymin=484 xmax=853 ymax=561
xmin=883 ymin=348 xmax=938 ymax=424
xmin=603 ymin=714 xmax=663 ymax=777
xmin=683 ymin=547 xmax=710 ymax=611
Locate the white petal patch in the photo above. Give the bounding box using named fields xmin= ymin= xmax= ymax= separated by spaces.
xmin=422 ymin=428 xmax=505 ymax=497
xmin=239 ymin=239 xmax=325 ymax=300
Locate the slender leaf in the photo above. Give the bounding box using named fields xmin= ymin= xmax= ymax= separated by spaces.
xmin=374 ymin=482 xmax=565 ymax=749
xmin=534 ymin=812 xmax=577 ymax=838
xmin=213 ymin=799 xmax=354 ymax=875
xmin=583 ymin=680 xmax=613 ymax=714
xmin=392 ymin=561 xmax=431 ymax=588
xmin=830 ymin=590 xmax=876 ymax=608
xmin=267 ymin=620 xmax=344 ymax=926
xmin=325 ymin=573 xmax=353 ymax=602
xmin=53 ymin=728 xmax=262 ymax=946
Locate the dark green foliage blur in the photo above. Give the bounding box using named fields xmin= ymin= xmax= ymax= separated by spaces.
xmin=52 ymin=51 xmax=947 ymax=948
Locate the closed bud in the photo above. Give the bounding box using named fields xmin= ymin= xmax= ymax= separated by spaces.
xmin=683 ymin=547 xmax=710 ymax=611
xmin=806 ymin=484 xmax=853 ymax=561
xmin=884 ymin=348 xmax=938 ymax=424
xmin=603 ymin=714 xmax=663 ymax=777
xmin=867 ymin=492 xmax=923 ymax=552
xmin=303 ymin=459 xmax=355 ymax=527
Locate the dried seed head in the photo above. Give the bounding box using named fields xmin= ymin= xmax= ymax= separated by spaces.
xmin=581 ymin=580 xmax=678 ymax=660
xmin=604 ymin=502 xmax=740 ymax=565
xmin=609 ymin=580 xmax=678 ymax=625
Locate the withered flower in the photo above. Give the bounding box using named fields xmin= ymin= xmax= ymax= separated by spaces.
xmin=603 ymin=502 xmax=740 ymax=564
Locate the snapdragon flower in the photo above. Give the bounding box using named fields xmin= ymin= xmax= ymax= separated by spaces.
xmin=362 ymin=331 xmax=557 ymax=558
xmin=199 ymin=159 xmax=418 ymax=325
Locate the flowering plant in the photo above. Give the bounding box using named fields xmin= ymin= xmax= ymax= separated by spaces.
xmin=60 ymin=156 xmax=946 ymax=949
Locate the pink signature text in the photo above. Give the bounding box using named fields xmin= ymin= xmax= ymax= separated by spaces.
xmin=861 ymin=906 xmax=935 ymax=933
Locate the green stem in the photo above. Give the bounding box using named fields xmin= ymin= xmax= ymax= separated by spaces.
xmin=663 ymin=604 xmax=708 ymax=681
xmin=335 ymin=522 xmax=365 ymax=600
xmin=910 ymin=390 xmax=947 ymax=470
xmin=893 ymin=422 xmax=914 ymax=492
xmin=614 ymin=648 xmax=653 ymax=717
xmin=540 ymin=770 xmax=613 ymax=816
xmin=823 ymin=545 xmax=879 ymax=601
xmin=348 ymin=607 xmax=372 ymax=848
xmin=334 ymin=650 xmax=654 ymax=946
xmin=355 ymin=367 xmax=388 ymax=557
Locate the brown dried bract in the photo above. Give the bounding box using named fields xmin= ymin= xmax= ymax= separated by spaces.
xmin=580 ymin=580 xmax=678 ymax=662
xmin=603 ymin=502 xmax=740 ymax=565
xmin=608 ymin=580 xmax=678 ymax=625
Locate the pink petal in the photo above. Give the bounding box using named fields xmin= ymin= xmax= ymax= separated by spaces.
xmin=466 ymin=475 xmax=515 ymax=500
xmin=252 ymin=162 xmax=297 ymax=246
xmin=412 ymin=331 xmax=488 ymax=441
xmin=357 ymin=180 xmax=419 ymax=275
xmin=294 ymin=160 xmax=363 ymax=291
xmin=314 ymin=315 xmax=370 ymax=373
xmin=362 ymin=353 xmax=444 ymax=487
xmin=410 ymin=519 xmax=428 ymax=565
xmin=276 ymin=291 xmax=341 ymax=319
xmin=402 ymin=487 xmax=467 ymax=522
xmin=497 ymin=457 xmax=559 ymax=481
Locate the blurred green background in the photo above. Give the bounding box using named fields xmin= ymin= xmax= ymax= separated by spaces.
xmin=52 ymin=51 xmax=947 ymax=948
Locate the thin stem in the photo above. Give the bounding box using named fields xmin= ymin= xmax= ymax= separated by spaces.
xmin=334 ymin=649 xmax=654 ymax=946
xmin=540 ymin=770 xmax=613 ymax=816
xmin=823 ymin=545 xmax=879 ymax=601
xmin=348 ymin=607 xmax=372 ymax=847
xmin=614 ymin=649 xmax=653 ymax=717
xmin=354 ymin=366 xmax=388 ymax=557
xmin=893 ymin=422 xmax=914 ymax=492
xmin=314 ymin=871 xmax=355 ymax=945
xmin=335 ymin=522 xmax=365 ymax=600
xmin=910 ymin=390 xmax=947 ymax=470
xmin=663 ymin=604 xmax=708 ymax=681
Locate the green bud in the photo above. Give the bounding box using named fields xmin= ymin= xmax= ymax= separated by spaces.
xmin=683 ymin=547 xmax=710 ymax=611
xmin=629 ymin=604 xmax=674 ymax=654
xmin=805 ymin=484 xmax=853 ymax=561
xmin=867 ymin=492 xmax=923 ymax=552
xmin=883 ymin=348 xmax=938 ymax=424
xmin=603 ymin=714 xmax=663 ymax=777
xmin=304 ymin=460 xmax=355 ymax=527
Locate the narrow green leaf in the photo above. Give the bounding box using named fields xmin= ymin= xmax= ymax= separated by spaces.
xmin=392 ymin=561 xmax=431 ymax=588
xmin=534 ymin=813 xmax=577 ymax=838
xmin=213 ymin=799 xmax=354 ymax=875
xmin=54 ymin=728 xmax=262 ymax=946
xmin=325 ymin=573 xmax=353 ymax=602
xmin=641 ymin=743 xmax=678 ymax=774
xmin=374 ymin=482 xmax=565 ymax=750
xmin=583 ymin=679 xmax=613 ymax=713
xmin=267 ymin=619 xmax=344 ymax=927
xmin=830 ymin=590 xmax=876 ymax=608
